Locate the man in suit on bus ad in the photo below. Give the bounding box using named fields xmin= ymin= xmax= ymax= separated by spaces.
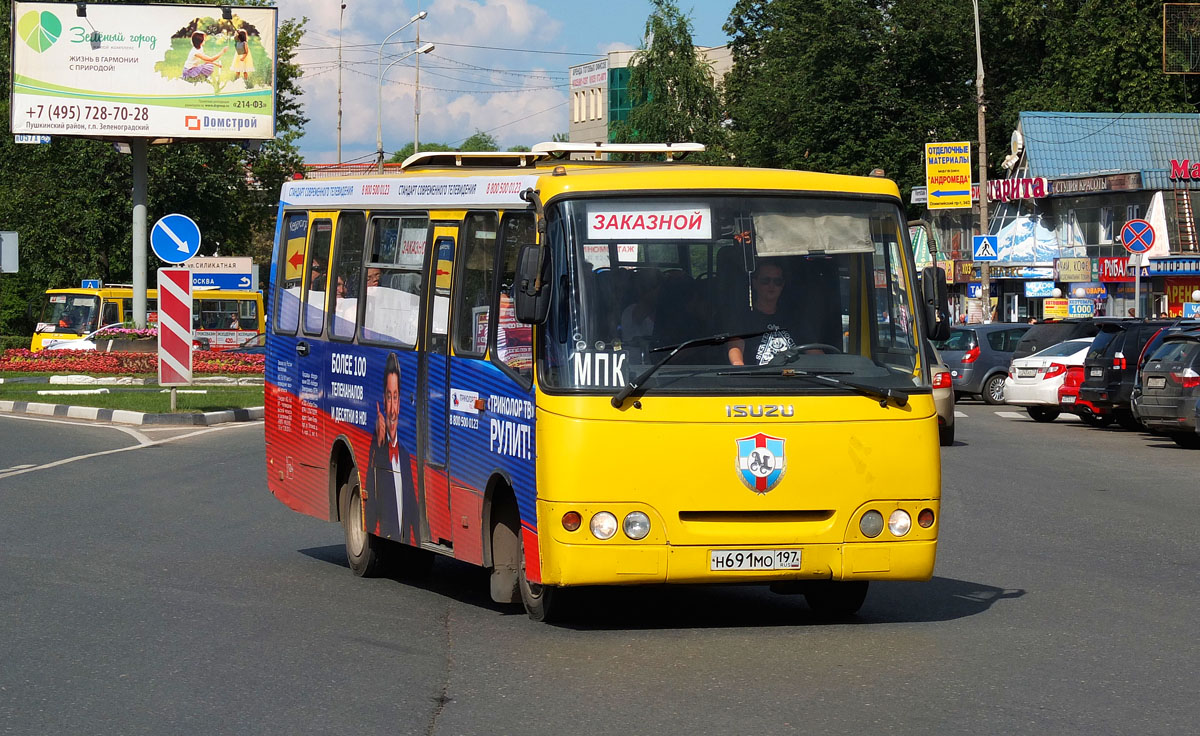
xmin=365 ymin=352 xmax=419 ymax=545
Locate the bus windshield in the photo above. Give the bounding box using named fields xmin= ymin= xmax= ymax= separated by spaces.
xmin=38 ymin=293 xmax=100 ymax=334
xmin=540 ymin=195 xmax=924 ymax=395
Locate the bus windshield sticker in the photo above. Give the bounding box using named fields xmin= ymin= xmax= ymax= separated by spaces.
xmin=571 ymin=351 xmax=627 ymax=387
xmin=586 ymin=203 xmax=712 ymax=241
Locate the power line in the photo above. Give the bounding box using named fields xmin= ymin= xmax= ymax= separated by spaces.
xmin=297 ymin=38 xmax=600 ymax=57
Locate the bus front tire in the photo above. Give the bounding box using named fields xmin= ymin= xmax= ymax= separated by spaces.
xmin=342 ymin=475 xmax=385 ymax=578
xmin=519 ymin=533 xmax=560 ymax=623
xmin=803 ymin=580 xmax=869 ymax=618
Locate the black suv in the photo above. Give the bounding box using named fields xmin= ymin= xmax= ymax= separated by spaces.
xmin=1137 ymin=329 xmax=1200 ymax=448
xmin=1078 ymin=319 xmax=1191 ymax=430
xmin=1010 ymin=319 xmax=1104 ymax=361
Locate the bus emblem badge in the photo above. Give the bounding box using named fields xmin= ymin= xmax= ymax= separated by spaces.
xmin=735 ymin=433 xmax=786 ymax=493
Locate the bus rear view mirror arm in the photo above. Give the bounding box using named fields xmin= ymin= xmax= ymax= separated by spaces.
xmin=921 ymin=266 xmax=951 ymax=342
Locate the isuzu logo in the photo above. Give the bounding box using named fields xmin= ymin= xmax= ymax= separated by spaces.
xmin=736 ymin=433 xmax=787 ymax=493
xmin=726 ymin=404 xmax=794 ymax=418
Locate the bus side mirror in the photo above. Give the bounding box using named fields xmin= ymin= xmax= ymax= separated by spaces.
xmin=921 ymin=266 xmax=951 ymax=341
xmin=514 ymin=244 xmax=551 ymax=324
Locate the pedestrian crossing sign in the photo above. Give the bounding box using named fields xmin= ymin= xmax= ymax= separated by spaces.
xmin=973 ymin=235 xmax=998 ymax=261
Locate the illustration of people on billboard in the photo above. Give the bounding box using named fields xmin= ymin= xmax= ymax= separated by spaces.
xmin=155 ymin=16 xmax=270 ymax=94
xmin=364 ymin=353 xmax=420 ymax=545
xmin=231 ymin=29 xmax=255 ymax=87
xmin=182 ymin=31 xmax=227 ymax=83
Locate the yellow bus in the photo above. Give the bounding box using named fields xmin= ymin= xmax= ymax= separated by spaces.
xmin=264 ymin=142 xmax=950 ymax=621
xmin=32 ymin=284 xmax=264 ymax=351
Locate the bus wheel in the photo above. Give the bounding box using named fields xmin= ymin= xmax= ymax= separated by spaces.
xmin=519 ymin=533 xmax=560 ymax=623
xmin=341 ymin=475 xmax=384 ymax=578
xmin=803 ymin=580 xmax=868 ymax=618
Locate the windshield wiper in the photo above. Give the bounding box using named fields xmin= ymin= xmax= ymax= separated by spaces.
xmin=610 ymin=330 xmax=766 ymax=408
xmin=716 ymin=366 xmax=909 ymax=408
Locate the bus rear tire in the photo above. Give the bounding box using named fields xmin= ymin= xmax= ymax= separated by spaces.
xmin=342 ymin=475 xmax=385 ymax=578
xmin=803 ymin=580 xmax=868 ymax=618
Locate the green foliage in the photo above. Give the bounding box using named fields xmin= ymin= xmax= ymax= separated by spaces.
xmin=0 ymin=0 xmax=308 ymax=334
xmin=611 ymin=0 xmax=727 ymax=162
xmin=387 ymin=141 xmax=457 ymax=163
xmin=461 ymin=131 xmax=500 ymax=151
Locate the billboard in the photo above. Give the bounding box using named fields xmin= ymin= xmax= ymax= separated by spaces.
xmin=10 ymin=2 xmax=276 ymax=140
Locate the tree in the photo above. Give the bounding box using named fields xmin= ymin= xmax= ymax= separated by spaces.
xmin=387 ymin=141 xmax=456 ymax=163
xmin=611 ymin=0 xmax=727 ymax=161
xmin=461 ymin=131 xmax=500 ymax=151
xmin=0 ymin=0 xmax=308 ymax=335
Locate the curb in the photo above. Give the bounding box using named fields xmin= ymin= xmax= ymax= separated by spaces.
xmin=0 ymin=400 xmax=264 ymax=426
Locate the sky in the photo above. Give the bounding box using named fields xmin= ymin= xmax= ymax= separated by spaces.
xmin=273 ymin=0 xmax=735 ymax=164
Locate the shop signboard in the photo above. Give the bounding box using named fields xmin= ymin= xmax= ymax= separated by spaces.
xmin=1067 ymin=299 xmax=1095 ymax=318
xmin=1024 ymin=281 xmax=1056 ymax=298
xmin=10 ymin=2 xmax=278 ymax=140
xmin=967 ymin=282 xmax=982 ymax=298
xmin=924 ymin=142 xmax=972 ymax=209
xmin=987 ymin=177 xmax=1049 ymax=203
xmin=1054 ymin=257 xmax=1092 ymax=282
xmin=1165 ymin=277 xmax=1200 ymax=316
xmin=1043 ymin=298 xmax=1070 ymax=318
xmin=1099 ymin=256 xmax=1134 ymax=282
xmin=1148 ymin=256 xmax=1200 ymax=276
xmin=1067 ymin=282 xmax=1107 ymax=299
xmin=954 ymin=260 xmax=976 ymax=284
xmin=1184 ymin=303 xmax=1200 ymax=319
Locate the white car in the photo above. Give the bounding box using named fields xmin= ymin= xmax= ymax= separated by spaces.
xmin=1003 ymin=338 xmax=1094 ymax=422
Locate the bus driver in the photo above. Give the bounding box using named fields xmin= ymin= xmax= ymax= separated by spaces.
xmin=727 ymin=260 xmax=796 ymax=366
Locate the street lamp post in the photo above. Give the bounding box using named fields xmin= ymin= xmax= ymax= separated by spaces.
xmin=972 ymin=0 xmax=991 ymax=322
xmin=376 ymin=11 xmax=429 ymax=172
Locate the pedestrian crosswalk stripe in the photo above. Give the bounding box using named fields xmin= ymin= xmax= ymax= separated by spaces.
xmin=996 ymin=411 xmax=1025 ymax=419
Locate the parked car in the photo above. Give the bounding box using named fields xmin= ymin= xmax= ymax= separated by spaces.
xmin=929 ymin=345 xmax=955 ymax=446
xmin=933 ymin=323 xmax=1031 ymax=404
xmin=232 ymin=332 xmax=267 ymax=355
xmin=1079 ymin=319 xmax=1198 ymax=430
xmin=1133 ymin=329 xmax=1200 ymax=448
xmin=1010 ymin=319 xmax=1103 ymax=361
xmin=1058 ymin=364 xmax=1112 ymax=426
xmin=1004 ymin=338 xmax=1093 ymax=422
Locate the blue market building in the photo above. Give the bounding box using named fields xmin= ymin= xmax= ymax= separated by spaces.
xmin=923 ymin=112 xmax=1200 ymax=321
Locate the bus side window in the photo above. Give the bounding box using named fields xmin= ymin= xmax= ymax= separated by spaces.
xmin=453 ymin=212 xmax=498 ymax=356
xmin=495 ymin=212 xmax=535 ymax=379
xmin=275 ymin=212 xmax=308 ymax=335
xmin=361 ymin=214 xmax=428 ymax=347
xmin=303 ymin=219 xmax=334 ymax=336
xmin=329 ymin=212 xmax=366 ymax=340
xmin=102 ymin=302 xmax=119 ymax=327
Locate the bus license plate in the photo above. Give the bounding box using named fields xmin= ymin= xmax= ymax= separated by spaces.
xmin=710 ymin=549 xmax=801 ymax=571
xmin=1147 ymin=376 xmax=1166 ymax=389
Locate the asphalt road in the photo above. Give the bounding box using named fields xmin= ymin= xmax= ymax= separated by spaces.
xmin=0 ymin=406 xmax=1197 ymax=735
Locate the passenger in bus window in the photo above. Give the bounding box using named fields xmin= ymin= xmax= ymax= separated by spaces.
xmin=228 ymin=313 xmax=241 ymax=329
xmin=366 ymin=268 xmax=381 ymax=288
xmin=364 ymin=353 xmax=419 ymax=544
xmin=311 ymin=259 xmax=327 ymax=291
xmin=727 ymin=259 xmax=797 ymax=365
xmin=620 ymin=269 xmax=661 ymax=342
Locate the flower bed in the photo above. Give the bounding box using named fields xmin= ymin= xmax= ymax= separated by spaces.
xmin=93 ymin=327 xmax=158 ymax=341
xmin=0 ymin=349 xmax=265 ymax=375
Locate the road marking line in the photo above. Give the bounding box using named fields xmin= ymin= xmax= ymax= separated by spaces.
xmin=1 ymin=463 xmax=36 ymax=472
xmin=996 ymin=411 xmax=1026 ymax=419
xmin=954 ymin=411 xmax=968 ymax=418
xmin=0 ymin=415 xmax=262 ymax=480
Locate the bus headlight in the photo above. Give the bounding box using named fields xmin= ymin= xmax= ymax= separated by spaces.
xmin=590 ymin=512 xmax=618 ymax=540
xmin=623 ymin=511 xmax=651 ymax=540
xmin=888 ymin=509 xmax=912 ymax=537
xmin=859 ymin=510 xmax=884 ymax=538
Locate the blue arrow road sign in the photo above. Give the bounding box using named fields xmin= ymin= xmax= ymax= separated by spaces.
xmin=151 ymin=214 xmax=201 ymax=264
xmin=192 ymin=272 xmax=253 ymax=290
xmin=973 ymin=235 xmax=998 ymax=261
xmin=930 ymin=189 xmax=970 ymax=198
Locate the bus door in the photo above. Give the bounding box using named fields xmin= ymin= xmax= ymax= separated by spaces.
xmin=271 ymin=210 xmax=335 ymax=513
xmin=417 ymin=222 xmax=459 ymax=547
